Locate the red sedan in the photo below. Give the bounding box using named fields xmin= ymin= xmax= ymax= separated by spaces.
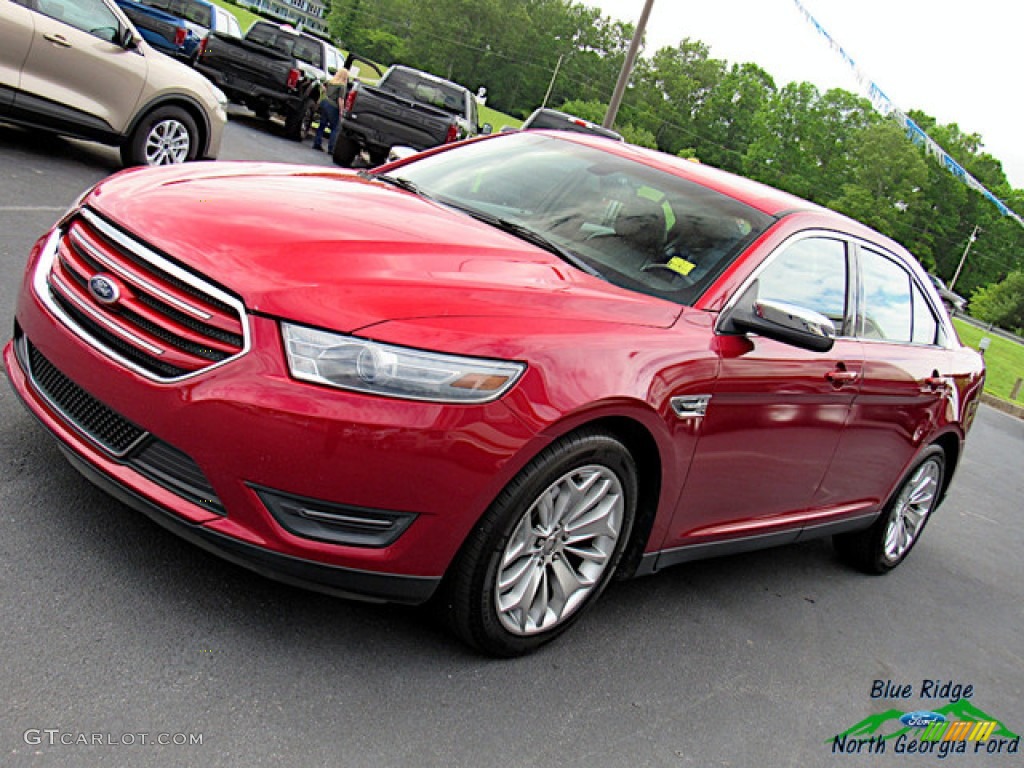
xmin=4 ymin=132 xmax=984 ymax=656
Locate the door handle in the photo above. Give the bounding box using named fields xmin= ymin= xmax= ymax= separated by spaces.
xmin=826 ymin=364 xmax=859 ymax=387
xmin=43 ymin=34 xmax=73 ymax=48
xmin=923 ymin=374 xmax=949 ymax=392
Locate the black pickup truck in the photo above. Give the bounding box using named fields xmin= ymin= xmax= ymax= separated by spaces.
xmin=332 ymin=65 xmax=490 ymax=166
xmin=196 ymin=21 xmax=340 ymax=140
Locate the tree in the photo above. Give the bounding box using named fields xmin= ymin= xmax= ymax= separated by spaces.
xmin=692 ymin=62 xmax=776 ymax=173
xmin=970 ymin=271 xmax=1024 ymax=333
xmin=827 ymin=119 xmax=929 ymax=258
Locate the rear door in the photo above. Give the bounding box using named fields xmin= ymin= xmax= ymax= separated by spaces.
xmin=812 ymin=244 xmax=952 ymax=513
xmin=17 ymin=0 xmax=147 ymax=135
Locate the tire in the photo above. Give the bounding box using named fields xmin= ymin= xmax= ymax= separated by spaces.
xmin=121 ymin=107 xmax=198 ymax=167
xmin=444 ymin=430 xmax=637 ymax=657
xmin=834 ymin=446 xmax=945 ymax=574
xmin=284 ymin=100 xmax=316 ymax=141
xmin=332 ymin=134 xmax=359 ymax=167
xmin=367 ymin=146 xmax=389 ymax=167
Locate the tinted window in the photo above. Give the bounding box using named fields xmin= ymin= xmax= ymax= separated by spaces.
xmin=757 ymin=237 xmax=849 ymax=330
xmin=382 ymin=70 xmax=466 ymax=116
xmin=860 ymin=248 xmax=912 ymax=342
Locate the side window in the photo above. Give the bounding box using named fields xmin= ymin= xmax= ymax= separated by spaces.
xmin=757 ymin=237 xmax=849 ymax=332
xmin=911 ymin=280 xmax=939 ymax=345
xmin=860 ymin=248 xmax=912 ymax=343
xmin=37 ymin=0 xmax=121 ymax=42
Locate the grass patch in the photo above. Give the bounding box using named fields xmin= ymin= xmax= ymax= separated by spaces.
xmin=954 ymin=318 xmax=1024 ymax=402
xmin=481 ymin=104 xmax=521 ymax=132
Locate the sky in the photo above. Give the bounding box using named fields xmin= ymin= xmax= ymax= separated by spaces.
xmin=585 ymin=0 xmax=1024 ymax=191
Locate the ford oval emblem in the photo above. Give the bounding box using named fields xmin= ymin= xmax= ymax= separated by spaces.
xmin=88 ymin=274 xmax=121 ymax=305
xmin=900 ymin=711 xmax=947 ymax=728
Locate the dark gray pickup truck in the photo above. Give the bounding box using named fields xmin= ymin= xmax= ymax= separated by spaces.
xmin=332 ymin=65 xmax=490 ymax=166
xmin=196 ymin=21 xmax=340 ymax=140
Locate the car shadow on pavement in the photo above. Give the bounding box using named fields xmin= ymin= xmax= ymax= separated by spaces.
xmin=0 ymin=122 xmax=122 ymax=172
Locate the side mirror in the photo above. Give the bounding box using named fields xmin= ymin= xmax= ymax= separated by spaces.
xmin=480 ymin=123 xmax=492 ymax=135
xmin=721 ymin=281 xmax=835 ymax=352
xmin=119 ymin=26 xmax=137 ymax=49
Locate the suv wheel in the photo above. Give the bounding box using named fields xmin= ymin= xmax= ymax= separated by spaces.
xmin=122 ymin=107 xmax=198 ymax=167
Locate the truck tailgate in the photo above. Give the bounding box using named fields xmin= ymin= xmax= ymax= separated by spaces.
xmin=347 ymin=85 xmax=455 ymax=149
xmin=200 ymin=33 xmax=293 ymax=91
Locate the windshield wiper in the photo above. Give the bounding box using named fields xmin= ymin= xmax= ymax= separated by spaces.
xmin=360 ymin=171 xmax=429 ymax=198
xmin=442 ymin=202 xmax=603 ymax=278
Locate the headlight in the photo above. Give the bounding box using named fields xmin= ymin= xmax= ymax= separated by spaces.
xmin=282 ymin=323 xmax=525 ymax=403
xmin=57 ymin=183 xmax=98 ymax=227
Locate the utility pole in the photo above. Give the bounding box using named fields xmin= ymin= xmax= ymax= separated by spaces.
xmin=603 ymin=0 xmax=655 ymax=130
xmin=541 ymin=54 xmax=564 ymax=110
xmin=950 ymin=224 xmax=979 ymax=291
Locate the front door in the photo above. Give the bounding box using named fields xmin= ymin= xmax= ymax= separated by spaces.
xmin=661 ymin=234 xmax=863 ymax=556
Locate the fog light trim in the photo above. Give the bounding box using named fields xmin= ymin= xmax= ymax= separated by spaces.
xmin=254 ymin=485 xmax=417 ymax=548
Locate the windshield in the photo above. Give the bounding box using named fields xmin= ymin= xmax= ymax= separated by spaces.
xmin=390 ymin=133 xmax=773 ymax=306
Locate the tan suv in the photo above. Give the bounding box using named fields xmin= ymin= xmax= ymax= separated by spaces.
xmin=0 ymin=0 xmax=226 ymax=166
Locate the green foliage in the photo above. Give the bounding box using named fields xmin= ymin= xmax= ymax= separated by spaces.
xmin=970 ymin=271 xmax=1024 ymax=333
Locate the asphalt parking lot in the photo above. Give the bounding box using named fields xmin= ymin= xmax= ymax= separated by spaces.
xmin=1 ymin=119 xmax=1022 ymax=767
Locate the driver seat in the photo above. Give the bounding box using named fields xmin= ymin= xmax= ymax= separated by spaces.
xmin=597 ymin=196 xmax=667 ymax=271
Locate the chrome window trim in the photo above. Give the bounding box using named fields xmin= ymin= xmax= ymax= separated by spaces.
xmin=714 ymin=228 xmax=857 ymax=340
xmin=715 ymin=228 xmax=956 ymax=349
xmin=853 ymin=242 xmax=953 ymax=349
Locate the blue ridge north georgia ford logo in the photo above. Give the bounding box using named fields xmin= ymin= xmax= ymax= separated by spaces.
xmin=88 ymin=274 xmax=121 ymax=305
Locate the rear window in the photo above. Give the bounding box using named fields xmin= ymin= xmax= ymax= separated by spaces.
xmin=381 ymin=69 xmax=466 ymax=116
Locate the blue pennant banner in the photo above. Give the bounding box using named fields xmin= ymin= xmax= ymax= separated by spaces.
xmin=792 ymin=0 xmax=1023 ymax=226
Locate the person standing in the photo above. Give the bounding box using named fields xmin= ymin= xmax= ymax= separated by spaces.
xmin=312 ymin=68 xmax=349 ymax=153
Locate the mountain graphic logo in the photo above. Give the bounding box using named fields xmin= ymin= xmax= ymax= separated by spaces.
xmin=831 ymin=700 xmax=1020 ymax=742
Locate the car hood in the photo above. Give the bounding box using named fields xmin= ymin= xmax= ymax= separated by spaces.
xmin=86 ymin=163 xmax=681 ymax=333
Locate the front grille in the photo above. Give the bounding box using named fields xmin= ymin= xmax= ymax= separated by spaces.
xmin=44 ymin=209 xmax=247 ymax=381
xmin=26 ymin=339 xmax=146 ymax=456
xmin=19 ymin=337 xmax=225 ymax=515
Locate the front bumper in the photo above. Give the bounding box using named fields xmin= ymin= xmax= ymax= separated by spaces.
xmin=5 ymin=231 xmax=537 ymax=604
